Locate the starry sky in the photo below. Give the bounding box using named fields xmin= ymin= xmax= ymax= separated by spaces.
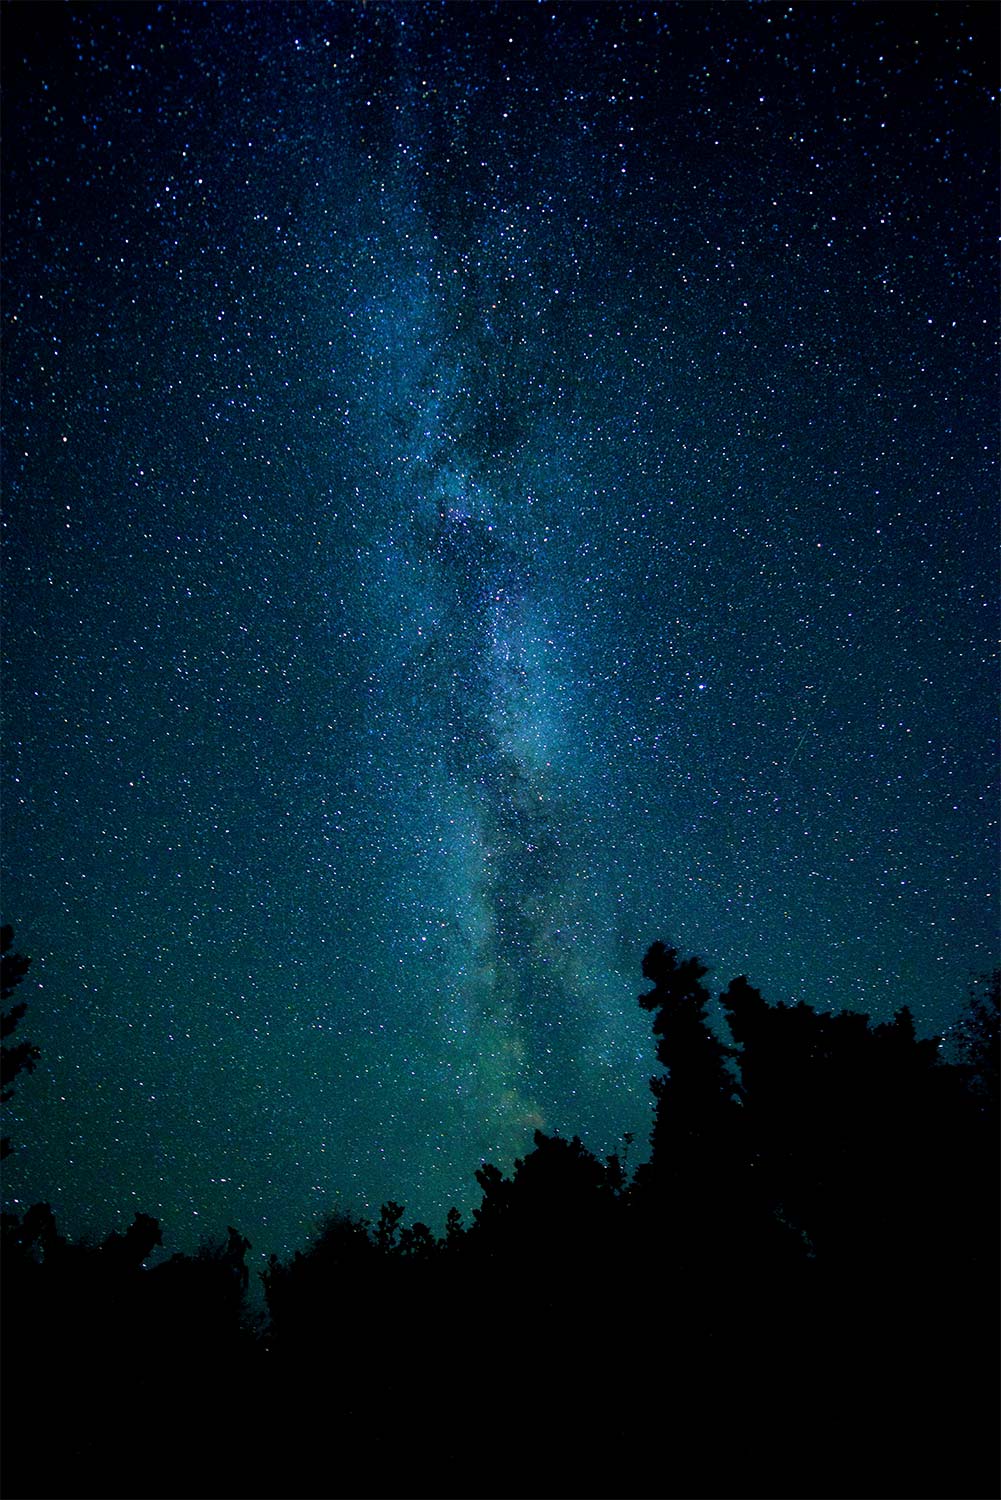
xmin=2 ymin=1 xmax=997 ymax=1260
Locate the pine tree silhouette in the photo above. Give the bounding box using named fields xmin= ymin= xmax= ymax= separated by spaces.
xmin=1 ymin=925 xmax=36 ymax=1159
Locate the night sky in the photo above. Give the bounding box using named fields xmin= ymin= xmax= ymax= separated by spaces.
xmin=2 ymin=1 xmax=997 ymax=1263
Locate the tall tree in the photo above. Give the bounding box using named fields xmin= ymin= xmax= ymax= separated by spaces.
xmin=637 ymin=942 xmax=740 ymax=1177
xmin=720 ymin=975 xmax=953 ymax=1277
xmin=949 ymin=968 xmax=1000 ymax=1116
xmin=1 ymin=925 xmax=36 ymax=1159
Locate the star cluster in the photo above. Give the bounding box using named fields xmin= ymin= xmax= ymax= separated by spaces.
xmin=2 ymin=2 xmax=997 ymax=1258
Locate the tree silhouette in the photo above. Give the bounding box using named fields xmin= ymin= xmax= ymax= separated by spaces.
xmin=2 ymin=930 xmax=998 ymax=1500
xmin=444 ymin=1204 xmax=463 ymax=1247
xmin=631 ymin=941 xmax=751 ymax=1277
xmin=473 ymin=1128 xmax=618 ymax=1248
xmin=1 ymin=925 xmax=36 ymax=1158
xmin=374 ymin=1198 xmax=405 ymax=1254
xmin=720 ymin=976 xmax=959 ymax=1279
xmin=639 ymin=942 xmax=739 ymax=1151
xmin=949 ymin=968 xmax=1000 ymax=1112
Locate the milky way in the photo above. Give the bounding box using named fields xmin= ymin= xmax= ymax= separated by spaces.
xmin=2 ymin=2 xmax=997 ymax=1261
